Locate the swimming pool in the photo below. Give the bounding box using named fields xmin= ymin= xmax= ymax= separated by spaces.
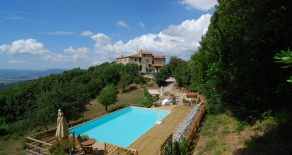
xmin=69 ymin=106 xmax=170 ymax=147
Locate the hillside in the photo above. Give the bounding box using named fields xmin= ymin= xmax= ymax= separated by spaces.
xmin=0 ymin=63 xmax=144 ymax=138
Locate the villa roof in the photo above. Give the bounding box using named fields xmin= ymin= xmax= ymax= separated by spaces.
xmin=116 ymin=53 xmax=141 ymax=59
xmin=140 ymin=51 xmax=153 ymax=55
xmin=128 ymin=53 xmax=142 ymax=58
xmin=152 ymin=64 xmax=165 ymax=67
xmin=153 ymin=55 xmax=165 ymax=59
xmin=116 ymin=50 xmax=164 ymax=59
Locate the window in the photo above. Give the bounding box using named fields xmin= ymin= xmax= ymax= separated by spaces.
xmin=146 ymin=59 xmax=148 ymax=62
xmin=135 ymin=59 xmax=137 ymax=61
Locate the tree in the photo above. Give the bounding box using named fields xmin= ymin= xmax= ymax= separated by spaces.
xmin=275 ymin=50 xmax=292 ymax=83
xmin=155 ymin=66 xmax=171 ymax=86
xmin=155 ymin=57 xmax=191 ymax=87
xmin=98 ymin=84 xmax=117 ymax=111
xmin=118 ymin=64 xmax=140 ymax=92
xmin=190 ymin=0 xmax=292 ymax=120
xmin=172 ymin=61 xmax=191 ymax=86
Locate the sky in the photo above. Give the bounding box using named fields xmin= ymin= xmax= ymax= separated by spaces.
xmin=0 ymin=0 xmax=217 ymax=70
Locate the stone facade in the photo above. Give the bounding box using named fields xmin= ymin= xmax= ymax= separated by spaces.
xmin=116 ymin=50 xmax=166 ymax=74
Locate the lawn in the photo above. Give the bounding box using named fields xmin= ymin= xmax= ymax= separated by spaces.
xmin=82 ymin=85 xmax=147 ymax=117
xmin=193 ymin=113 xmax=280 ymax=155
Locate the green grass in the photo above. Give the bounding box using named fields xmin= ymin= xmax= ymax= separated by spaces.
xmin=83 ymin=86 xmax=146 ymax=117
xmin=193 ymin=112 xmax=287 ymax=155
xmin=195 ymin=114 xmax=236 ymax=155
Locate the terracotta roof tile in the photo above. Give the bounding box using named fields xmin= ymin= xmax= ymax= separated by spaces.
xmin=152 ymin=64 xmax=165 ymax=67
xmin=140 ymin=51 xmax=153 ymax=55
xmin=129 ymin=53 xmax=141 ymax=58
xmin=153 ymin=55 xmax=165 ymax=59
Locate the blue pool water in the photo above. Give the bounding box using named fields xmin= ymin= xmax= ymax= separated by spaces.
xmin=69 ymin=106 xmax=170 ymax=147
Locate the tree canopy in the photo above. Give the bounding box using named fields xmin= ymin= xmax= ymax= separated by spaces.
xmin=98 ymin=84 xmax=117 ymax=111
xmin=155 ymin=57 xmax=190 ymax=86
xmin=189 ymin=0 xmax=292 ymax=121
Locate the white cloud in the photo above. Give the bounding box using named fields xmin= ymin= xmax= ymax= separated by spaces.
xmin=117 ymin=20 xmax=129 ymax=28
xmin=91 ymin=33 xmax=112 ymax=45
xmin=81 ymin=30 xmax=93 ymax=36
xmin=180 ymin=0 xmax=217 ymax=11
xmin=0 ymin=45 xmax=9 ymax=53
xmin=64 ymin=47 xmax=89 ymax=61
xmin=42 ymin=31 xmax=74 ymax=36
xmin=91 ymin=14 xmax=212 ymax=61
xmin=0 ymin=39 xmax=89 ymax=63
xmin=8 ymin=59 xmax=25 ymax=64
xmin=0 ymin=39 xmax=50 ymax=56
xmin=139 ymin=22 xmax=145 ymax=29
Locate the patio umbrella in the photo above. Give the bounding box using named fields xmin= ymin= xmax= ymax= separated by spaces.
xmin=56 ymin=109 xmax=69 ymax=140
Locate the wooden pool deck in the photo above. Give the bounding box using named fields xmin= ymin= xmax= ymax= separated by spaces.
xmin=129 ymin=105 xmax=191 ymax=155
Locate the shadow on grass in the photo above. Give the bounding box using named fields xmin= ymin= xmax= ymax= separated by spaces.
xmin=234 ymin=112 xmax=292 ymax=155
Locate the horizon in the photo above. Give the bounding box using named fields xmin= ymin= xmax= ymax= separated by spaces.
xmin=0 ymin=0 xmax=216 ymax=70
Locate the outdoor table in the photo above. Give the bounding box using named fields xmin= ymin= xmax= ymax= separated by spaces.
xmin=81 ymin=138 xmax=96 ymax=146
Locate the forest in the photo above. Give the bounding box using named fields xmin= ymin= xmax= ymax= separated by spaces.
xmin=0 ymin=63 xmax=143 ymax=137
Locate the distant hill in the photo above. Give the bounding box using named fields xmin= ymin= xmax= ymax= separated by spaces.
xmin=0 ymin=69 xmax=65 ymax=84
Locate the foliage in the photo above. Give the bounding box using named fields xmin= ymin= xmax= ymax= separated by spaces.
xmin=98 ymin=84 xmax=117 ymax=111
xmin=155 ymin=66 xmax=171 ymax=86
xmin=49 ymin=139 xmax=74 ymax=155
xmin=79 ymin=135 xmax=89 ymax=142
xmin=143 ymin=87 xmax=157 ymax=105
xmin=189 ymin=0 xmax=292 ymax=121
xmin=275 ymin=50 xmax=292 ymax=83
xmin=172 ymin=61 xmax=191 ymax=87
xmin=155 ymin=57 xmax=191 ymax=86
xmin=162 ymin=138 xmax=190 ymax=155
xmin=0 ymin=63 xmax=141 ymax=136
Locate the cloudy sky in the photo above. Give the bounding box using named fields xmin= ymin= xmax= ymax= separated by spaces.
xmin=0 ymin=0 xmax=217 ymax=70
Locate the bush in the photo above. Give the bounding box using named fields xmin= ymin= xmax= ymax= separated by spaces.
xmin=143 ymin=87 xmax=158 ymax=105
xmin=79 ymin=135 xmax=89 ymax=142
xmin=49 ymin=139 xmax=74 ymax=155
xmin=163 ymin=138 xmax=191 ymax=155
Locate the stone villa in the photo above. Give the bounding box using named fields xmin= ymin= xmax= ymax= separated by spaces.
xmin=116 ymin=50 xmax=166 ymax=74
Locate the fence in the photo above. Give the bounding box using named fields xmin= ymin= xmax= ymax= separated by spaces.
xmin=26 ymin=137 xmax=52 ymax=155
xmin=185 ymin=101 xmax=206 ymax=142
xmin=160 ymin=134 xmax=173 ymax=155
xmin=160 ymin=93 xmax=207 ymax=155
xmin=105 ymin=143 xmax=138 ymax=155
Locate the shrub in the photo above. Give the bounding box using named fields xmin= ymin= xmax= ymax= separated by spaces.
xmin=79 ymin=135 xmax=89 ymax=142
xmin=49 ymin=139 xmax=74 ymax=155
xmin=143 ymin=87 xmax=158 ymax=105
